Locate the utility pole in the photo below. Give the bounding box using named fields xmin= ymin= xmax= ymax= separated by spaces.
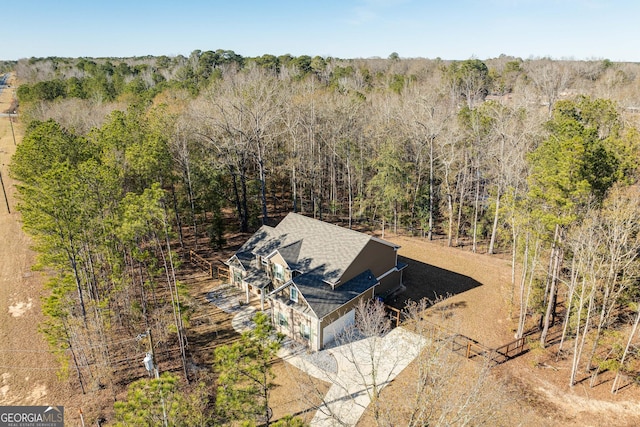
xmin=146 ymin=328 xmax=159 ymax=379
xmin=9 ymin=115 xmax=16 ymax=146
xmin=141 ymin=328 xmax=168 ymax=427
xmin=0 ymin=170 xmax=9 ymax=213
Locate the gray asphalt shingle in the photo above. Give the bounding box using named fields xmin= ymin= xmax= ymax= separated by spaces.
xmin=294 ymin=269 xmax=378 ymax=318
xmin=229 ymin=213 xmax=397 ymax=319
xmin=267 ymin=213 xmax=372 ymax=284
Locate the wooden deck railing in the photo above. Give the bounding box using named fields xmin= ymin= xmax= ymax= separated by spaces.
xmin=384 ymin=304 xmax=403 ymax=327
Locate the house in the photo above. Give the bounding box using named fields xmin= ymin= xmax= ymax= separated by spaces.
xmin=225 ymin=212 xmax=407 ymax=351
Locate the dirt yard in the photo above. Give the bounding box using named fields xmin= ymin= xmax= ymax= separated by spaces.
xmin=2 ymin=71 xmax=639 ymax=426
xmin=0 ymin=77 xmax=76 ymax=410
xmin=372 ymin=235 xmax=640 ymax=427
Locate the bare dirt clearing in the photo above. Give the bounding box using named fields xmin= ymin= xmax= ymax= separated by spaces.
xmin=0 ymin=76 xmax=75 ymax=411
xmin=372 ymin=235 xmax=640 ymax=427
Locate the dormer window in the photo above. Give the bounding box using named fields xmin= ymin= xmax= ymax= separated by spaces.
xmin=273 ymin=264 xmax=284 ymax=281
xmin=290 ymin=286 xmax=298 ymax=303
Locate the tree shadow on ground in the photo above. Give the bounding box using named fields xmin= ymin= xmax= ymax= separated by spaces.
xmin=386 ymin=255 xmax=482 ymax=311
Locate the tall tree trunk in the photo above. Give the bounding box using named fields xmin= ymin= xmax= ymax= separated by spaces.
xmin=347 ymin=154 xmax=353 ymax=229
xmin=517 ymin=236 xmax=539 ymax=338
xmin=612 ymin=303 xmax=640 ymax=393
xmin=510 ymin=189 xmax=520 ymax=290
xmin=240 ymin=162 xmax=249 ymax=232
xmin=83 ymin=239 xmax=99 ymax=301
xmin=229 ymin=164 xmax=243 ymax=233
xmin=515 ymin=234 xmax=529 ymax=332
xmin=447 ymin=193 xmax=454 ymax=247
xmin=157 ymin=222 xmax=190 ymax=382
xmin=573 ymin=286 xmax=596 ymax=386
xmin=428 ymin=139 xmax=434 ymax=240
xmin=472 ymin=167 xmax=481 ymax=253
xmin=66 ymin=326 xmax=86 ymax=394
xmin=68 ymin=246 xmax=87 ymax=323
xmin=292 ymin=162 xmax=298 ymax=213
xmin=183 ymin=141 xmax=198 ymax=249
xmin=258 ymin=155 xmax=269 ymax=225
xmin=136 ymin=252 xmax=150 ymax=329
xmin=570 ymin=277 xmax=588 ymax=387
xmin=587 ymin=284 xmax=612 ymax=379
xmin=488 ymin=189 xmax=501 ymax=254
xmin=558 ymin=257 xmax=578 ymax=357
xmin=330 ymin=150 xmax=337 ymax=215
xmin=455 ymin=164 xmax=468 ymax=247
xmin=170 ymin=182 xmax=184 ymax=250
xmin=541 ymin=225 xmax=563 ymax=347
xmin=394 ymin=201 xmax=398 ymax=235
xmin=539 ymin=225 xmax=558 ymax=329
xmin=444 ymin=161 xmax=454 ymax=247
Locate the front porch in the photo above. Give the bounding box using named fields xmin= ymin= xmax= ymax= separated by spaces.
xmin=227 ymin=263 xmax=273 ymax=310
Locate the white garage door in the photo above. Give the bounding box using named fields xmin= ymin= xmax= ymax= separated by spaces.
xmin=323 ymin=309 xmax=355 ymax=347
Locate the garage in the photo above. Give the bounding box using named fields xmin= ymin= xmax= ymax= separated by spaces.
xmin=322 ymin=309 xmax=355 ymax=347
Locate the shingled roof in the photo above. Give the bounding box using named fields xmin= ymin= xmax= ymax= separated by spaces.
xmin=229 ymin=213 xmax=403 ymax=325
xmin=293 ymin=269 xmax=378 ymax=319
xmin=271 ymin=213 xmax=389 ymax=284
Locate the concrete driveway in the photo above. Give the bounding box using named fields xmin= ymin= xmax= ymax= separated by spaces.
xmin=305 ymin=328 xmax=424 ymax=426
xmin=275 ymin=325 xmax=424 ymax=426
xmin=208 ymin=286 xmax=424 ymax=426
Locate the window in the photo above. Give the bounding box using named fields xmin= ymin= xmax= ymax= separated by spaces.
xmin=273 ymin=264 xmax=284 ymax=281
xmin=300 ymin=323 xmax=310 ymax=340
xmin=278 ymin=312 xmax=288 ymax=327
xmin=233 ymin=270 xmax=242 ymax=284
xmin=290 ymin=286 xmax=298 ymax=303
xmin=261 ymin=257 xmax=268 ymax=268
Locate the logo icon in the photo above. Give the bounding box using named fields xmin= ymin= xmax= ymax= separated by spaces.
xmin=0 ymin=406 xmax=64 ymax=427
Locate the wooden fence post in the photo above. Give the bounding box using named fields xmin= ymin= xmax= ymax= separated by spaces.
xmin=189 ymin=250 xmax=215 ymax=278
xmin=217 ymin=266 xmax=230 ymax=282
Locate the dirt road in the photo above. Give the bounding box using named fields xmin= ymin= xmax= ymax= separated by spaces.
xmin=0 ymin=75 xmax=74 ymax=410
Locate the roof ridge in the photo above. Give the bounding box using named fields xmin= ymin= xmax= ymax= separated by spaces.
xmin=284 ymin=212 xmax=371 ymax=241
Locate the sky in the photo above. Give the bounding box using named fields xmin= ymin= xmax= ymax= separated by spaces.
xmin=4 ymin=0 xmax=640 ymax=62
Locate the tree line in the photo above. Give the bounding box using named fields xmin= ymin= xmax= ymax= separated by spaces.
xmin=9 ymin=51 xmax=640 ymax=422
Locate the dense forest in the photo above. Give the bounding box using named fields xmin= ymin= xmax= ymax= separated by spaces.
xmin=7 ymin=50 xmax=640 ymax=424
